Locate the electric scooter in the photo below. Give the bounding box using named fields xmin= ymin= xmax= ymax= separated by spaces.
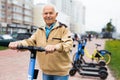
xmin=70 ymin=39 xmax=108 ymax=79
xmin=70 ymin=56 xmax=108 ymax=80
xmin=17 ymin=46 xmax=45 ymax=80
xmin=69 ymin=64 xmax=108 ymax=80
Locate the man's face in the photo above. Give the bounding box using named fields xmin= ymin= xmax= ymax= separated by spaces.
xmin=42 ymin=6 xmax=58 ymax=26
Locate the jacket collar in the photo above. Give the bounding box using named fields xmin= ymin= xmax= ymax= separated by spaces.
xmin=39 ymin=21 xmax=60 ymax=30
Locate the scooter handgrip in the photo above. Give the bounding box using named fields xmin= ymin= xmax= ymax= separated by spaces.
xmin=17 ymin=46 xmax=28 ymax=49
xmin=34 ymin=47 xmax=45 ymax=52
xmin=17 ymin=46 xmax=45 ymax=52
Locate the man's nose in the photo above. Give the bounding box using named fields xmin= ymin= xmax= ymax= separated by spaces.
xmin=46 ymin=13 xmax=50 ymax=17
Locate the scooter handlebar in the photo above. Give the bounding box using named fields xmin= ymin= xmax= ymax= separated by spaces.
xmin=17 ymin=46 xmax=45 ymax=52
xmin=77 ymin=38 xmax=87 ymax=44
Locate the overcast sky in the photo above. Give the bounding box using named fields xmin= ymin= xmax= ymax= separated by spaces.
xmin=80 ymin=0 xmax=120 ymax=32
xmin=34 ymin=0 xmax=120 ymax=32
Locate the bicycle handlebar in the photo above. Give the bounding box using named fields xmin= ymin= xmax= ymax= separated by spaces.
xmin=17 ymin=46 xmax=45 ymax=52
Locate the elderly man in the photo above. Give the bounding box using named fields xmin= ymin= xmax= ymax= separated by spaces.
xmin=9 ymin=4 xmax=73 ymax=80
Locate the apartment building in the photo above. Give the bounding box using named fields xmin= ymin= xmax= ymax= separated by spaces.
xmin=71 ymin=0 xmax=86 ymax=34
xmin=48 ymin=0 xmax=72 ymax=17
xmin=0 ymin=0 xmax=33 ymax=34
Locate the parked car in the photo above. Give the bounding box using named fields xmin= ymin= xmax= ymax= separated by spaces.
xmin=0 ymin=33 xmax=32 ymax=47
xmin=0 ymin=34 xmax=16 ymax=47
xmin=112 ymin=32 xmax=120 ymax=40
xmin=102 ymin=32 xmax=112 ymax=38
xmin=11 ymin=32 xmax=32 ymax=40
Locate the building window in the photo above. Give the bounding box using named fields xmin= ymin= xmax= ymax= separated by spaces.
xmin=12 ymin=7 xmax=23 ymax=13
xmin=0 ymin=12 xmax=5 ymax=18
xmin=24 ymin=10 xmax=32 ymax=16
xmin=12 ymin=0 xmax=23 ymax=7
xmin=24 ymin=16 xmax=32 ymax=22
xmin=25 ymin=0 xmax=32 ymax=2
xmin=13 ymin=14 xmax=22 ymax=21
xmin=0 ymin=4 xmax=5 ymax=9
xmin=24 ymin=4 xmax=31 ymax=9
xmin=8 ymin=0 xmax=12 ymax=3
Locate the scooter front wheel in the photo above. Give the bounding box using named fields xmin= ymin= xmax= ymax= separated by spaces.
xmin=69 ymin=68 xmax=77 ymax=76
xmin=98 ymin=60 xmax=106 ymax=66
xmin=99 ymin=70 xmax=108 ymax=79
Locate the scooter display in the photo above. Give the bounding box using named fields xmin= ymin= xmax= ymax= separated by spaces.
xmin=17 ymin=46 xmax=45 ymax=80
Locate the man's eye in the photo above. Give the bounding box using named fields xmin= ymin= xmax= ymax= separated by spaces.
xmin=49 ymin=12 xmax=53 ymax=14
xmin=44 ymin=12 xmax=53 ymax=15
xmin=44 ymin=13 xmax=48 ymax=15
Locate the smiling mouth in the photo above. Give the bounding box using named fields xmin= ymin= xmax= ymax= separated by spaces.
xmin=46 ymin=17 xmax=52 ymax=20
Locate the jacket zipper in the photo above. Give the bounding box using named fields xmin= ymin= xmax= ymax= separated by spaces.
xmin=46 ymin=29 xmax=55 ymax=42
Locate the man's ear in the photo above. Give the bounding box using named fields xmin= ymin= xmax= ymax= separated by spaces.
xmin=56 ymin=12 xmax=58 ymax=16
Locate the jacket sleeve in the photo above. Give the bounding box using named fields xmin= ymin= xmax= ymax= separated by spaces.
xmin=55 ymin=27 xmax=73 ymax=53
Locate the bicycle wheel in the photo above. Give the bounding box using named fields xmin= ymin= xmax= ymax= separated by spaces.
xmin=98 ymin=50 xmax=111 ymax=65
xmin=102 ymin=53 xmax=111 ymax=64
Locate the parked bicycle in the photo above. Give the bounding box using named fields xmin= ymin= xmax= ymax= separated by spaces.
xmin=73 ymin=39 xmax=111 ymax=66
xmin=84 ymin=43 xmax=111 ymax=65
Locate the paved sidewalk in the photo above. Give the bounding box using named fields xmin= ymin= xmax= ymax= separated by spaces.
xmin=0 ymin=38 xmax=115 ymax=80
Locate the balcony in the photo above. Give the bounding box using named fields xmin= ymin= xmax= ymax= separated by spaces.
xmin=11 ymin=0 xmax=23 ymax=7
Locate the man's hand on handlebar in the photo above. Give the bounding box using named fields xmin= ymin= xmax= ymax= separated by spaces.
xmin=8 ymin=42 xmax=19 ymax=50
xmin=9 ymin=42 xmax=57 ymax=53
xmin=45 ymin=45 xmax=56 ymax=53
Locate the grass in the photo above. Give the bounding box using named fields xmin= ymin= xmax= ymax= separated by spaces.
xmin=105 ymin=39 xmax=120 ymax=80
xmin=0 ymin=46 xmax=8 ymax=50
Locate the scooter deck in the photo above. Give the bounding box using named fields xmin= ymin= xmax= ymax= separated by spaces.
xmin=81 ymin=67 xmax=100 ymax=72
xmin=81 ymin=62 xmax=101 ymax=67
xmin=79 ymin=70 xmax=100 ymax=77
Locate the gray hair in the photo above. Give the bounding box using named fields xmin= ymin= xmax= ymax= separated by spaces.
xmin=42 ymin=4 xmax=58 ymax=13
